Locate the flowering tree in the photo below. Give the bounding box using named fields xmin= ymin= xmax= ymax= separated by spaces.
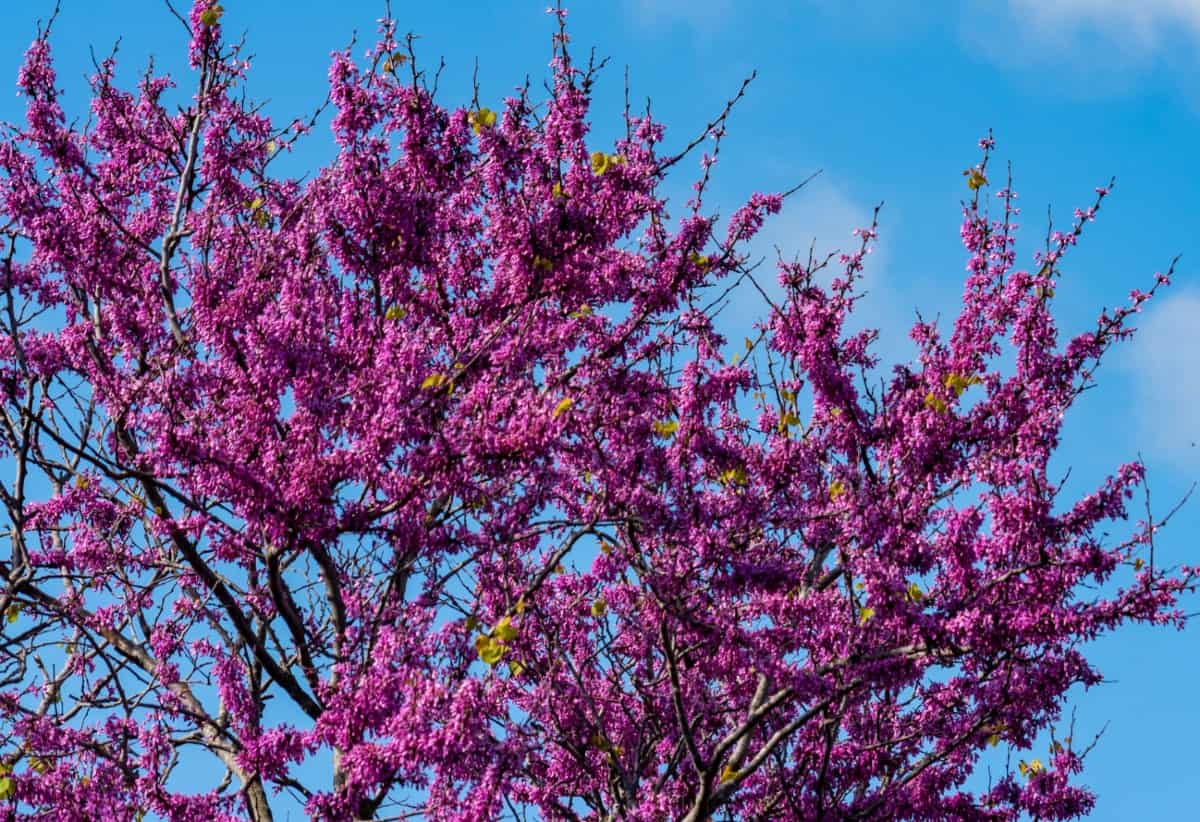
xmin=0 ymin=2 xmax=1192 ymax=820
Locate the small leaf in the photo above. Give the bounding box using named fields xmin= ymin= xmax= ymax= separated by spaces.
xmin=590 ymin=151 xmax=610 ymax=176
xmin=942 ymin=372 xmax=970 ymax=396
xmin=5 ymin=604 xmax=19 ymax=624
xmin=469 ymin=107 xmax=497 ymax=134
xmin=552 ymin=397 xmax=574 ymax=418
xmin=719 ymin=466 xmax=748 ymax=488
xmin=987 ymin=733 xmax=1001 ymax=748
xmin=719 ymin=764 xmax=740 ymax=784
xmin=964 ymin=168 xmax=988 ymax=190
xmin=551 ymin=181 xmax=566 ymax=199
xmin=0 ymin=776 xmax=12 ymax=799
xmin=532 ymin=255 xmax=553 ymax=273
xmin=828 ymin=480 xmax=846 ymax=501
xmin=924 ymin=392 xmax=948 ymax=414
xmin=591 ymin=598 xmax=607 ymax=618
xmin=385 ymin=305 xmax=406 ymax=322
xmin=1134 ymin=557 xmax=1145 ymax=570
xmin=858 ymin=606 xmax=876 ymax=625
xmin=475 ymin=634 xmax=505 ymax=666
xmin=689 ymin=251 xmax=710 ymax=271
xmin=421 ymin=373 xmax=448 ymax=391
xmin=652 ymin=419 xmax=679 ymax=438
xmin=514 ymin=597 xmax=526 ymax=615
xmin=382 ymin=51 xmax=408 ymax=72
xmin=906 ymin=582 xmax=924 ymax=603
xmin=507 ymin=659 xmax=525 ymax=677
xmin=567 ymin=304 xmax=591 ymax=319
xmin=492 ymin=616 xmax=518 ymax=643
xmin=199 ymin=4 xmax=224 ymax=27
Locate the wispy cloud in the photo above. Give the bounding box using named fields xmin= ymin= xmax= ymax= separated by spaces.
xmin=728 ymin=176 xmax=927 ymax=368
xmin=1003 ymin=0 xmax=1200 ymax=51
xmin=1122 ymin=291 xmax=1200 ymax=472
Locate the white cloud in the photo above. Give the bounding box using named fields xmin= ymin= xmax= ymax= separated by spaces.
xmin=1005 ymin=0 xmax=1200 ymax=50
xmin=718 ymin=176 xmax=926 ymax=370
xmin=1123 ymin=291 xmax=1200 ymax=471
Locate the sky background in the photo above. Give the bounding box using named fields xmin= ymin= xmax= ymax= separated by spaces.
xmin=0 ymin=1 xmax=1196 ymax=818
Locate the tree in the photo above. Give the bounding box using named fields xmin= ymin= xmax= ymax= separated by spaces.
xmin=0 ymin=2 xmax=1192 ymax=819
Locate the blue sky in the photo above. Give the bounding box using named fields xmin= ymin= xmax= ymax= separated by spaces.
xmin=0 ymin=1 xmax=1196 ymax=818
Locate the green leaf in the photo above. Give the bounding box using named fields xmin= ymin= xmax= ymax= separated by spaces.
xmin=199 ymin=4 xmax=224 ymax=27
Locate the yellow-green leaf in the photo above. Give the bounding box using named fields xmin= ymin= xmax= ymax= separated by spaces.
xmin=591 ymin=598 xmax=607 ymax=618
xmin=469 ymin=107 xmax=497 ymax=134
xmin=493 ymin=615 xmax=519 ymax=643
xmin=385 ymin=305 xmax=406 ymax=322
xmin=858 ymin=606 xmax=876 ymax=625
xmin=6 ymin=604 xmax=20 ymax=624
xmin=964 ymin=168 xmax=988 ymax=191
xmin=689 ymin=251 xmax=710 ymax=271
xmin=507 ymin=659 xmax=525 ymax=677
xmin=590 ymin=151 xmax=610 ymax=176
xmin=532 ymin=255 xmax=553 ymax=273
xmin=475 ymin=634 xmax=505 ymax=666
xmin=828 ymin=480 xmax=846 ymax=501
xmin=943 ymin=373 xmax=968 ymax=396
xmin=552 ymin=397 xmax=574 ymax=418
xmin=987 ymin=733 xmax=1001 ymax=747
xmin=421 ymin=373 xmax=449 ymax=391
xmin=652 ymin=419 xmax=679 ymax=438
xmin=382 ymin=51 xmax=408 ymax=72
xmin=906 ymin=582 xmax=924 ymax=603
xmin=199 ymin=4 xmax=224 ymax=27
xmin=568 ymin=304 xmax=592 ymax=319
xmin=924 ymin=392 xmax=948 ymax=414
xmin=719 ymin=764 xmax=740 ymax=784
xmin=719 ymin=466 xmax=748 ymax=488
xmin=777 ymin=411 xmax=801 ymax=433
xmin=0 ymin=776 xmax=12 ymax=799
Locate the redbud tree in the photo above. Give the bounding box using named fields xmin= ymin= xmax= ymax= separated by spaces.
xmin=0 ymin=2 xmax=1192 ymax=820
